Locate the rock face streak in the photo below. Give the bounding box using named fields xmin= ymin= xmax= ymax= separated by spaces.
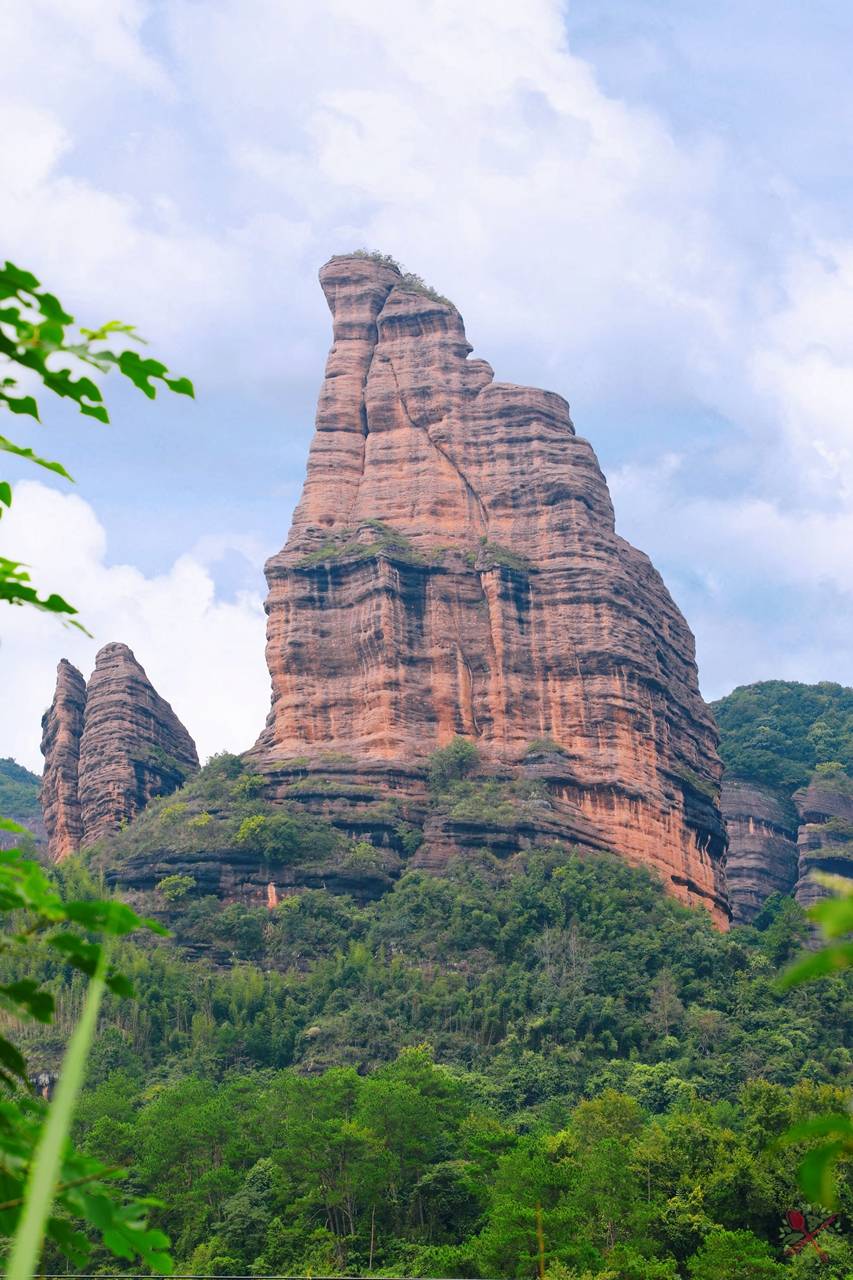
xmin=255 ymin=255 xmax=729 ymax=924
xmin=720 ymin=781 xmax=799 ymax=924
xmin=39 ymin=660 xmax=87 ymax=860
xmin=794 ymin=774 xmax=853 ymax=908
xmin=40 ymin=643 xmax=198 ymax=860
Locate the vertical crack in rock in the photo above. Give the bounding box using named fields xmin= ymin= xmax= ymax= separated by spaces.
xmin=383 ymin=346 xmax=489 ymax=535
xmin=253 ymin=253 xmax=731 ymax=925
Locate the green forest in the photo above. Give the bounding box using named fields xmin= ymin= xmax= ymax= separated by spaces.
xmin=5 ymin=745 xmax=851 ymax=1278
xmin=5 ymin=685 xmax=853 ymax=1278
xmin=0 ymin=759 xmax=41 ymax=832
xmin=711 ymin=681 xmax=853 ymax=794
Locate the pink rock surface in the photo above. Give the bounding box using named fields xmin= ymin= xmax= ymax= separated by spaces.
xmin=253 ymin=255 xmax=730 ymax=925
xmin=40 ymin=643 xmax=198 ymax=858
xmin=39 ymin=660 xmax=87 ymax=861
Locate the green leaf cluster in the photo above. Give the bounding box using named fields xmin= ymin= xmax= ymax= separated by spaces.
xmin=0 ymin=260 xmax=193 ymax=625
xmin=0 ymin=831 xmax=171 ymax=1272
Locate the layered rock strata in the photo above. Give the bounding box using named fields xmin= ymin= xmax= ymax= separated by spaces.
xmin=36 ymin=661 xmax=86 ymax=860
xmin=794 ymin=773 xmax=853 ymax=908
xmin=720 ymin=780 xmax=799 ymax=924
xmin=252 ymin=254 xmax=730 ymax=924
xmin=40 ymin=643 xmax=198 ymax=859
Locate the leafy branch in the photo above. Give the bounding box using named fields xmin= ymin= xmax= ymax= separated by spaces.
xmin=0 ymin=834 xmax=172 ymax=1272
xmin=0 ymin=260 xmax=193 ymax=626
xmin=777 ymin=873 xmax=853 ymax=1207
xmin=0 ymin=257 xmax=191 ymax=1276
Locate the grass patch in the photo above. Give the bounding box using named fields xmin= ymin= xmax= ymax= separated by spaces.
xmin=296 ymin=520 xmax=443 ymax=570
xmin=524 ymin=737 xmax=568 ymax=758
xmin=439 ymin=778 xmax=548 ymax=825
xmin=675 ymin=766 xmax=720 ymax=802
xmin=466 ymin=538 xmax=531 ymax=573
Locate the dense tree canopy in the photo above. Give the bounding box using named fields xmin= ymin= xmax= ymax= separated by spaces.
xmin=10 ymin=773 xmax=853 ymax=1277
xmin=712 ymin=680 xmax=853 ymax=794
xmin=0 ymin=759 xmax=40 ymax=830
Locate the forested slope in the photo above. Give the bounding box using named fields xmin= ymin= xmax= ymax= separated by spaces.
xmin=712 ymin=680 xmax=853 ymax=795
xmin=10 ymin=753 xmax=853 ymax=1276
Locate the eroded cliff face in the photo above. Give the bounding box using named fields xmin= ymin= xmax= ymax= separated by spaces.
xmin=720 ymin=780 xmax=799 ymax=924
xmin=38 ymin=660 xmax=86 ymax=860
xmin=794 ymin=773 xmax=853 ymax=908
xmin=253 ymin=254 xmax=729 ymax=924
xmin=40 ymin=644 xmax=198 ymax=859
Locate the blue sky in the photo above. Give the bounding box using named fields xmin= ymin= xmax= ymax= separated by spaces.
xmin=2 ymin=0 xmax=852 ymax=770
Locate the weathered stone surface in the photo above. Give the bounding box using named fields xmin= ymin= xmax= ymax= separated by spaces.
xmin=253 ymin=254 xmax=730 ymax=924
xmin=40 ymin=660 xmax=87 ymax=861
xmin=40 ymin=643 xmax=198 ymax=858
xmin=79 ymin=644 xmax=199 ymax=846
xmin=794 ymin=773 xmax=853 ymax=908
xmin=720 ymin=779 xmax=799 ymax=924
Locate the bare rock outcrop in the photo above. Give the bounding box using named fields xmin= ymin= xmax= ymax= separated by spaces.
xmin=40 ymin=644 xmax=198 ymax=859
xmin=794 ymin=771 xmax=853 ymax=908
xmin=39 ymin=660 xmax=87 ymax=860
xmin=720 ymin=780 xmax=799 ymax=923
xmin=252 ymin=254 xmax=730 ymax=924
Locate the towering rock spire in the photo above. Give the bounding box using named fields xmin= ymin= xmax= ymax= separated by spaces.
xmin=78 ymin=643 xmax=199 ymax=846
xmin=39 ymin=659 xmax=87 ymax=861
xmin=40 ymin=643 xmax=198 ymax=859
xmin=254 ymin=253 xmax=730 ymax=924
xmin=794 ymin=770 xmax=853 ymax=908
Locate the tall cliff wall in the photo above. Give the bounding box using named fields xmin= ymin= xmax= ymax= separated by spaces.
xmin=719 ymin=780 xmax=799 ymax=923
xmin=793 ymin=771 xmax=853 ymax=909
xmin=40 ymin=643 xmax=198 ymax=860
xmin=252 ymin=254 xmax=730 ymax=925
xmin=39 ymin=660 xmax=87 ymax=861
xmin=713 ymin=682 xmax=853 ymax=922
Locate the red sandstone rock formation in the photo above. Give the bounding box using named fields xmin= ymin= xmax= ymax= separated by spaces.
xmin=39 ymin=660 xmax=87 ymax=861
xmin=40 ymin=643 xmax=198 ymax=859
xmin=794 ymin=771 xmax=853 ymax=908
xmin=720 ymin=779 xmax=799 ymax=923
xmin=253 ymin=254 xmax=730 ymax=924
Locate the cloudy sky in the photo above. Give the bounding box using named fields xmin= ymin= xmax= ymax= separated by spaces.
xmin=2 ymin=0 xmax=852 ymax=772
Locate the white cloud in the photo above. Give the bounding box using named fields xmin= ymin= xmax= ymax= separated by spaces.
xmin=610 ymin=455 xmax=853 ymax=698
xmin=1 ymin=0 xmax=852 ymax=764
xmin=0 ymin=483 xmax=270 ymax=772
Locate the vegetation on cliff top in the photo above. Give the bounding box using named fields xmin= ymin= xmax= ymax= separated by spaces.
xmin=330 ymin=250 xmax=456 ymax=308
xmin=296 ymin=519 xmax=444 ymax=570
xmin=87 ymin=751 xmax=348 ymax=869
xmin=712 ymin=680 xmax=853 ymax=795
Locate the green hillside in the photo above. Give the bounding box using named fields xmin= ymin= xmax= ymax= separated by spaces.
xmin=0 ymin=756 xmax=41 ymax=826
xmin=712 ymin=679 xmax=853 ymax=793
xmin=13 ymin=802 xmax=853 ymax=1277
